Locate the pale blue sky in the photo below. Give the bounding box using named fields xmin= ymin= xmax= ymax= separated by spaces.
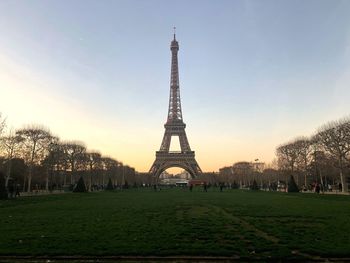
xmin=1 ymin=0 xmax=350 ymax=171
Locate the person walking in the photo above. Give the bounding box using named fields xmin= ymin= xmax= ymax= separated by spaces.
xmin=15 ymin=183 xmax=20 ymax=197
xmin=8 ymin=180 xmax=14 ymax=199
xmin=315 ymin=183 xmax=320 ymax=194
xmin=327 ymin=184 xmax=332 ymax=192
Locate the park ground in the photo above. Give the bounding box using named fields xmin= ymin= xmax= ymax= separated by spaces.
xmin=0 ymin=187 xmax=350 ymax=261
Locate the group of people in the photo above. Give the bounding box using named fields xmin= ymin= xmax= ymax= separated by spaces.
xmin=5 ymin=180 xmax=21 ymax=198
xmin=302 ymin=182 xmax=343 ymax=194
xmin=189 ymin=183 xmax=208 ymax=192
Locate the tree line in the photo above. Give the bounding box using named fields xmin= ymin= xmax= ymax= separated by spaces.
xmin=0 ymin=113 xmax=140 ymax=193
xmin=276 ymin=117 xmax=350 ymax=192
xmin=218 ymin=117 xmax=350 ymax=192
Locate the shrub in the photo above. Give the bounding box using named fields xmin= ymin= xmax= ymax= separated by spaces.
xmin=73 ymin=177 xmax=87 ymax=193
xmin=123 ymin=180 xmax=129 ymax=189
xmin=106 ymin=178 xmax=114 ymax=190
xmin=287 ymin=175 xmax=299 ymax=193
xmin=269 ymin=182 xmax=278 ymax=191
xmin=250 ymin=179 xmax=259 ymax=191
xmin=232 ymin=181 xmax=239 ymax=189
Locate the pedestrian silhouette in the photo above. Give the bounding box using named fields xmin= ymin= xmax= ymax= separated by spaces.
xmin=15 ymin=184 xmax=20 ymax=197
xmin=315 ymin=184 xmax=320 ymax=194
xmin=8 ymin=180 xmax=14 ymax=199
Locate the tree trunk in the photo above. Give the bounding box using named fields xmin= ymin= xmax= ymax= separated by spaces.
xmin=5 ymin=159 xmax=12 ymax=188
xmin=89 ymin=167 xmax=93 ymax=192
xmin=23 ymin=175 xmax=26 ymax=192
xmin=339 ymin=157 xmax=346 ymax=193
xmin=45 ymin=168 xmax=49 ymax=192
xmin=296 ymin=174 xmax=299 ymax=186
xmin=5 ymin=148 xmax=14 ymax=188
xmin=340 ymin=169 xmax=345 ymax=193
xmin=319 ymin=170 xmax=324 ymax=193
xmin=89 ymin=173 xmax=92 ymax=192
xmin=70 ymin=162 xmax=75 ymax=185
xmin=27 ymin=174 xmax=32 ymax=192
xmin=63 ymin=163 xmax=67 ymax=185
xmin=28 ymin=142 xmax=36 ymax=192
xmin=27 ymin=164 xmax=33 ymax=192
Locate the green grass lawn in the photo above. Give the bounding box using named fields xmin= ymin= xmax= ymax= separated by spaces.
xmin=1 ymin=188 xmax=350 ymax=260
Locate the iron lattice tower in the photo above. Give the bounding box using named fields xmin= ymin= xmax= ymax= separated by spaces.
xmin=149 ymin=32 xmax=202 ymax=179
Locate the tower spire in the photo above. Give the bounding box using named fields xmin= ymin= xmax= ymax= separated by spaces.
xmin=168 ymin=29 xmax=182 ymax=122
xmin=173 ymin=26 xmax=176 ymax=40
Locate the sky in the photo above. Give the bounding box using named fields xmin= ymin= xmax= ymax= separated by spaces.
xmin=1 ymin=0 xmax=350 ymax=172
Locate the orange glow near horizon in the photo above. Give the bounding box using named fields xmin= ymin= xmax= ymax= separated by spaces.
xmin=0 ymin=53 xmax=279 ymax=172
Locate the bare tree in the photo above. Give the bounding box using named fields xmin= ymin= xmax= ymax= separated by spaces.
xmin=294 ymin=137 xmax=312 ymax=187
xmin=277 ymin=143 xmax=296 ymax=172
xmin=232 ymin=162 xmax=253 ymax=187
xmin=262 ymin=168 xmax=279 ymax=188
xmin=85 ymin=151 xmax=101 ymax=191
xmin=16 ymin=126 xmax=52 ymax=192
xmin=314 ymin=119 xmax=350 ymax=192
xmin=53 ymin=142 xmax=66 ymax=187
xmin=276 ymin=139 xmax=305 ymax=185
xmin=61 ymin=141 xmax=86 ymax=185
xmin=102 ymin=157 xmax=119 ymax=186
xmin=123 ymin=165 xmax=136 ymax=187
xmin=0 ymin=113 xmax=6 ymax=137
xmin=57 ymin=143 xmax=69 ymax=186
xmin=219 ymin=166 xmax=233 ymax=185
xmin=42 ymin=137 xmax=60 ymax=191
xmin=0 ymin=130 xmax=24 ymax=187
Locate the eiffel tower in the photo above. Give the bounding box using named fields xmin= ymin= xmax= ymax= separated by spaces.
xmin=149 ymin=32 xmax=202 ymax=179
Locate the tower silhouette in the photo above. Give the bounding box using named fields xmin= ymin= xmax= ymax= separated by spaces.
xmin=149 ymin=32 xmax=202 ymax=178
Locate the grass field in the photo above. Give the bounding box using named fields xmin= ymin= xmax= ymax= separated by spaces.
xmin=1 ymin=188 xmax=350 ymax=260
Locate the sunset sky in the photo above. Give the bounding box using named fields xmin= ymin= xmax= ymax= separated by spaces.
xmin=1 ymin=0 xmax=350 ymax=172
